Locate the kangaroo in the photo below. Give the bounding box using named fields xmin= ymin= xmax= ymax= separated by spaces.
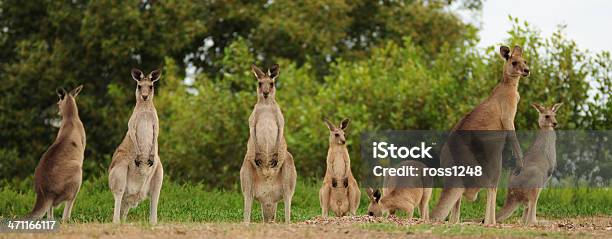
xmin=366 ymin=160 xmax=432 ymax=221
xmin=240 ymin=64 xmax=296 ymax=223
xmin=432 ymin=45 xmax=530 ymax=225
xmin=496 ymin=103 xmax=561 ymax=225
xmin=26 ymin=86 xmax=85 ymax=221
xmin=108 ymin=68 xmax=163 ymax=224
xmin=319 ymin=118 xmax=360 ymax=217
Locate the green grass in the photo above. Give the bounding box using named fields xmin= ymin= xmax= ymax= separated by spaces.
xmin=0 ymin=176 xmax=610 ymax=223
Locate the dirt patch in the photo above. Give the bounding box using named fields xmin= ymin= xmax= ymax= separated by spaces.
xmin=1 ymin=216 xmax=610 ymax=239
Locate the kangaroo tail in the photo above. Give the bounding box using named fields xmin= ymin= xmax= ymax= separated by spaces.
xmin=496 ymin=191 xmax=520 ymax=223
xmin=25 ymin=192 xmax=51 ymax=220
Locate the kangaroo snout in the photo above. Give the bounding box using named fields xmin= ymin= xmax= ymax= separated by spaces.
xmin=142 ymin=95 xmax=149 ymax=101
xmin=522 ymin=68 xmax=530 ymax=76
xmin=263 ymin=92 xmax=269 ymax=98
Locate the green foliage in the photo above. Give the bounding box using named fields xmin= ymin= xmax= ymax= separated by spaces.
xmin=0 ymin=1 xmax=609 ymax=188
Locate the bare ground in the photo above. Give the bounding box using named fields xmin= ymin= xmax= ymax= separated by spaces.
xmin=2 ymin=216 xmax=610 ymax=239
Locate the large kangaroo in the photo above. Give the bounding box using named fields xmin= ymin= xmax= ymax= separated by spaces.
xmin=496 ymin=103 xmax=561 ymax=225
xmin=319 ymin=118 xmax=360 ymax=217
xmin=108 ymin=68 xmax=163 ymax=224
xmin=366 ymin=160 xmax=432 ymax=221
xmin=27 ymin=86 xmax=85 ymax=221
xmin=240 ymin=64 xmax=296 ymax=223
xmin=431 ymin=45 xmax=530 ymax=225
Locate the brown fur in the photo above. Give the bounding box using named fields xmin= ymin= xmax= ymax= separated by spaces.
xmin=319 ymin=118 xmax=360 ymax=217
xmin=432 ymin=45 xmax=530 ymax=225
xmin=366 ymin=161 xmax=432 ymax=221
xmin=496 ymin=103 xmax=561 ymax=224
xmin=27 ymin=85 xmax=86 ymax=221
xmin=240 ymin=64 xmax=297 ymax=223
xmin=108 ymin=69 xmax=164 ymax=224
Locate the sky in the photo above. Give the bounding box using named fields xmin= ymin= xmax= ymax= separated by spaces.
xmin=459 ymin=0 xmax=612 ymax=53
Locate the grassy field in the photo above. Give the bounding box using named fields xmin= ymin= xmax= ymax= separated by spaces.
xmin=0 ymin=177 xmax=610 ymax=238
xmin=1 ymin=176 xmax=610 ymax=223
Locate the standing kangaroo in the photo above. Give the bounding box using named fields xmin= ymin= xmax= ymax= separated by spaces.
xmin=27 ymin=86 xmax=85 ymax=221
xmin=431 ymin=45 xmax=530 ymax=225
xmin=496 ymin=103 xmax=561 ymax=225
xmin=108 ymin=68 xmax=163 ymax=224
xmin=366 ymin=160 xmax=432 ymax=221
xmin=240 ymin=64 xmax=297 ymax=223
xmin=319 ymin=118 xmax=360 ymax=217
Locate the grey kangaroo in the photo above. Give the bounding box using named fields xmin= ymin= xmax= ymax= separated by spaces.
xmin=432 ymin=45 xmax=530 ymax=225
xmin=27 ymin=86 xmax=85 ymax=221
xmin=496 ymin=103 xmax=562 ymax=225
xmin=108 ymin=68 xmax=163 ymax=224
xmin=319 ymin=118 xmax=360 ymax=217
xmin=240 ymin=64 xmax=297 ymax=223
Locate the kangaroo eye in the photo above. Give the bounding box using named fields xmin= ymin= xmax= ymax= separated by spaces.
xmin=270 ymin=82 xmax=274 ymax=87
xmin=335 ymin=133 xmax=340 ymax=137
xmin=545 ymin=115 xmax=550 ymax=119
xmin=512 ymin=61 xmax=518 ymax=66
xmin=137 ymin=85 xmax=141 ymax=89
xmin=255 ymin=159 xmax=262 ymax=167
xmin=258 ymin=82 xmax=262 ymax=87
xmin=149 ymin=86 xmax=153 ymax=90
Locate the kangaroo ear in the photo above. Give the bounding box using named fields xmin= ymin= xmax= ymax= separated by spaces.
xmin=268 ymin=64 xmax=280 ymax=80
xmin=366 ymin=187 xmax=374 ymax=198
xmin=131 ymin=68 xmax=145 ymax=82
xmin=150 ymin=69 xmax=162 ymax=83
xmin=373 ymin=189 xmax=382 ymax=203
xmin=531 ymin=103 xmax=544 ymax=113
xmin=551 ymin=103 xmax=563 ymax=112
xmin=323 ymin=118 xmax=335 ymax=131
xmin=511 ymin=45 xmax=523 ymax=58
xmin=70 ymin=85 xmax=83 ymax=97
xmin=251 ymin=64 xmax=266 ymax=80
xmin=500 ymin=46 xmax=511 ymax=60
xmin=340 ymin=118 xmax=350 ymax=130
xmin=56 ymin=88 xmax=67 ymax=99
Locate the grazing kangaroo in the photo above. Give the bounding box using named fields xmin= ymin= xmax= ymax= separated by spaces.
xmin=431 ymin=45 xmax=530 ymax=225
xmin=496 ymin=103 xmax=561 ymax=225
xmin=319 ymin=118 xmax=360 ymax=217
xmin=108 ymin=68 xmax=163 ymax=224
xmin=366 ymin=160 xmax=432 ymax=221
xmin=240 ymin=64 xmax=296 ymax=223
xmin=27 ymin=86 xmax=85 ymax=221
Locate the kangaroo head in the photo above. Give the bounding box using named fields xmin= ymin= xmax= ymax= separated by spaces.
xmin=500 ymin=45 xmax=530 ymax=78
xmin=251 ymin=64 xmax=279 ymax=102
xmin=532 ymin=103 xmax=562 ymax=129
xmin=131 ymin=68 xmax=161 ymax=102
xmin=324 ymin=118 xmax=350 ymax=146
xmin=366 ymin=187 xmax=383 ymax=217
xmin=56 ymin=85 xmax=82 ymax=116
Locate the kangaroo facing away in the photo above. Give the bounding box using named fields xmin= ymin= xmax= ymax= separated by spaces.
xmin=319 ymin=118 xmax=360 ymax=217
xmin=366 ymin=160 xmax=432 ymax=221
xmin=26 ymin=86 xmax=85 ymax=221
xmin=431 ymin=45 xmax=530 ymax=225
xmin=108 ymin=68 xmax=163 ymax=224
xmin=240 ymin=64 xmax=297 ymax=223
xmin=497 ymin=103 xmax=561 ymax=225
